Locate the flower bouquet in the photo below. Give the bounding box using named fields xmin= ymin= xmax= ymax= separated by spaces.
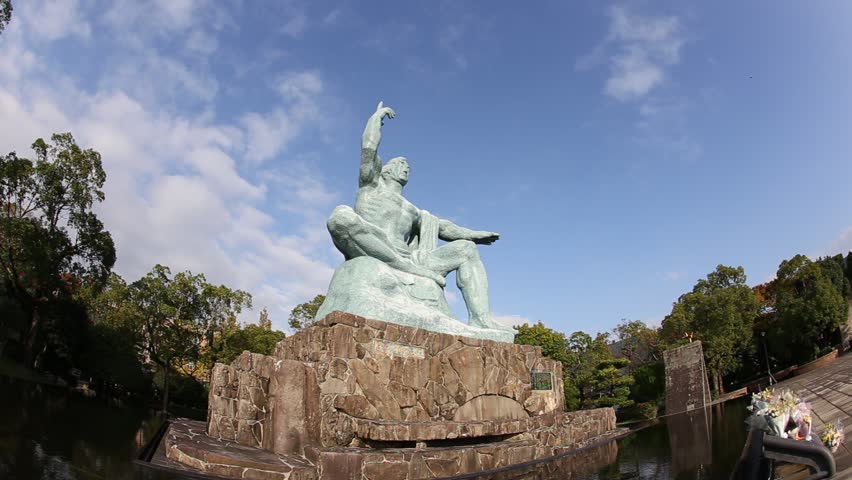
xmin=821 ymin=420 xmax=845 ymax=453
xmin=746 ymin=387 xmax=845 ymax=454
xmin=746 ymin=388 xmax=799 ymax=439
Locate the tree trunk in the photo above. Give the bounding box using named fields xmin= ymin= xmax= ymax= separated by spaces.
xmin=24 ymin=304 xmax=42 ymax=368
xmin=714 ymin=371 xmax=724 ymax=397
xmin=161 ymin=363 xmax=170 ymax=415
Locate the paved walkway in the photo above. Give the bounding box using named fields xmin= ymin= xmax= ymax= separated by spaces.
xmin=770 ymin=352 xmax=852 ymax=476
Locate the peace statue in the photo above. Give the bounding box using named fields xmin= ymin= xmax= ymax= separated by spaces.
xmin=314 ymin=102 xmax=514 ymax=342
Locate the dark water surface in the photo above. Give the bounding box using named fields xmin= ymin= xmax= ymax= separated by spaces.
xmin=0 ymin=377 xmax=750 ymax=479
xmin=588 ymin=398 xmax=750 ymax=480
xmin=0 ymin=377 xmax=184 ymax=480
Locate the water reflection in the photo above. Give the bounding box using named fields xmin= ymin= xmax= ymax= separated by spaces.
xmin=668 ymin=407 xmax=712 ymax=475
xmin=0 ymin=377 xmax=179 ymax=479
xmin=589 ymin=398 xmax=749 ymax=480
xmin=472 ymin=440 xmax=619 ymax=480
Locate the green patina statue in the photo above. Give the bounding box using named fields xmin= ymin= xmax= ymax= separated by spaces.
xmin=316 ymin=102 xmax=514 ymax=342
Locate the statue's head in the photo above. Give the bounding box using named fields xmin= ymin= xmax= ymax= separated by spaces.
xmin=381 ymin=156 xmax=409 ymax=186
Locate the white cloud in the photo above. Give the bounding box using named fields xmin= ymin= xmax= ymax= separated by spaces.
xmin=439 ymin=24 xmax=468 ymax=69
xmin=99 ymin=51 xmax=219 ymax=104
xmin=664 ymin=271 xmax=685 ymax=281
xmin=582 ymin=6 xmax=684 ymax=101
xmin=241 ymin=111 xmax=299 ymax=164
xmin=20 ymin=0 xmax=91 ymax=42
xmin=0 ymin=16 xmax=337 ymax=331
xmin=241 ymin=73 xmax=324 ymax=163
xmin=493 ymin=314 xmax=533 ymax=328
xmin=104 ymin=0 xmax=205 ymax=34
xmin=827 ymin=226 xmax=852 ymax=256
xmin=281 ymin=13 xmax=308 ymax=38
xmin=323 ymin=9 xmax=342 ymax=26
xmin=642 ymin=316 xmax=665 ymax=329
xmin=185 ymin=29 xmax=219 ymax=56
xmin=277 ymin=71 xmax=323 ymax=103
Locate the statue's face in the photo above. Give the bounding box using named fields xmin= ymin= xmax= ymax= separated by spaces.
xmin=385 ymin=158 xmax=409 ymax=186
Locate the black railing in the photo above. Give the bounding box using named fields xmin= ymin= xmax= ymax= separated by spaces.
xmin=730 ymin=429 xmax=836 ymax=480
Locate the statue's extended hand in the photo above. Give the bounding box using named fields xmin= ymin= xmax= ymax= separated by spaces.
xmin=375 ymin=101 xmax=396 ymax=123
xmin=472 ymin=231 xmax=500 ymax=245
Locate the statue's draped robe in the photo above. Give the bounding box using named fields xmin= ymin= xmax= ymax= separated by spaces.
xmin=409 ymin=210 xmax=438 ymax=265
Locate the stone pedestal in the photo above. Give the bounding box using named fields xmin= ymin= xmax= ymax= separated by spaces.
xmin=165 ymin=312 xmax=623 ymax=479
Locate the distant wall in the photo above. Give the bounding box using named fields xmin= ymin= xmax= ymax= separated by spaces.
xmin=663 ymin=341 xmax=711 ymax=415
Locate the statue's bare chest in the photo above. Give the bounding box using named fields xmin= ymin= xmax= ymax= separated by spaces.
xmin=355 ymin=187 xmax=417 ymax=231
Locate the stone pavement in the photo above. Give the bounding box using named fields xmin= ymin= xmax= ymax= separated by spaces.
xmin=770 ymin=351 xmax=852 ymax=474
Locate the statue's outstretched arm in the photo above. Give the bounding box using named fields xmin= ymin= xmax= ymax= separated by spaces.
xmin=359 ymin=101 xmax=396 ymax=188
xmin=437 ymin=217 xmax=500 ymax=245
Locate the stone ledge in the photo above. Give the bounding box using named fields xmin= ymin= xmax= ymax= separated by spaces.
xmin=347 ymin=412 xmax=556 ymax=442
xmin=165 ymin=418 xmax=318 ymax=480
xmin=314 ymin=311 xmax=526 ymax=351
xmin=347 ymin=407 xmax=616 ymax=445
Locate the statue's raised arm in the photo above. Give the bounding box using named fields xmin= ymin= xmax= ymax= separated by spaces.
xmin=359 ymin=101 xmax=396 ymax=188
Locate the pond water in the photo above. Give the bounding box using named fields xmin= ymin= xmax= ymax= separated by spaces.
xmin=0 ymin=376 xmax=750 ymax=479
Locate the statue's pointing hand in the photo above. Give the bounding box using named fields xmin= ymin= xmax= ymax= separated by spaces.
xmin=472 ymin=231 xmax=500 ymax=245
xmin=375 ymin=101 xmax=396 ymax=124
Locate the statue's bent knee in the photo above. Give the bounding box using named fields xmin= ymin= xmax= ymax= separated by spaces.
xmin=457 ymin=240 xmax=479 ymax=260
xmin=327 ymin=205 xmax=357 ymax=235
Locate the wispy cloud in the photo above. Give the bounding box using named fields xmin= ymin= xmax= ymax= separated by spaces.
xmin=493 ymin=314 xmax=533 ymax=328
xmin=580 ymin=5 xmax=699 ymax=160
xmin=824 ymin=226 xmax=852 ymax=256
xmin=438 ymin=24 xmax=468 ymax=69
xmin=17 ymin=0 xmax=91 ymax=42
xmin=281 ymin=13 xmax=308 ymax=38
xmin=580 ymin=6 xmax=684 ymax=102
xmin=664 ymin=271 xmax=686 ymax=281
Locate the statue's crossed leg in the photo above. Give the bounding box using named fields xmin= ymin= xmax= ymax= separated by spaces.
xmin=327 ymin=205 xmax=506 ymax=330
xmin=328 ymin=205 xmax=447 ymax=286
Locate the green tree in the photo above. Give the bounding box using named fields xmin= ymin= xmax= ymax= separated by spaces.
xmin=218 ymin=324 xmax=286 ymax=365
xmin=769 ymin=255 xmax=848 ymax=364
xmin=513 ymin=322 xmax=577 ymax=409
xmin=566 ymin=331 xmax=612 ymax=408
xmin=258 ymin=307 xmax=272 ymax=330
xmin=660 ymin=265 xmax=759 ymax=395
xmin=197 ymin=282 xmax=252 ymax=373
xmin=513 ymin=321 xmax=569 ymax=363
xmin=105 ymin=265 xmax=250 ymax=412
xmin=630 ymin=361 xmax=665 ymax=404
xmin=0 ymin=0 xmax=11 ymax=35
xmin=288 ymin=294 xmax=325 ymax=330
xmin=612 ymin=319 xmax=660 ymax=370
xmin=0 ymin=134 xmax=115 ymax=367
xmin=816 ymin=254 xmax=851 ymax=299
xmin=590 ymin=357 xmax=634 ymax=408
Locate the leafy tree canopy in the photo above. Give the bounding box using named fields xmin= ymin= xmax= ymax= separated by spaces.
xmin=590 ymin=357 xmax=634 ymax=408
xmin=612 ymin=319 xmax=660 ymax=368
xmin=0 ymin=0 xmax=12 ymax=35
xmin=1 ymin=133 xmax=115 ymax=366
xmin=288 ymin=294 xmax=325 ymax=330
xmin=768 ymin=254 xmax=848 ymax=364
xmin=218 ymin=324 xmax=285 ymax=365
xmin=661 ymin=265 xmax=759 ymax=395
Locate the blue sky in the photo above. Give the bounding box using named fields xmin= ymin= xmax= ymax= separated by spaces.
xmin=2 ymin=1 xmax=851 ymax=336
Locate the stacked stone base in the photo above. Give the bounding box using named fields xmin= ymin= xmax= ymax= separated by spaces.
xmin=163 ymin=312 xmax=624 ymax=479
xmin=164 ymin=413 xmax=623 ymax=480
